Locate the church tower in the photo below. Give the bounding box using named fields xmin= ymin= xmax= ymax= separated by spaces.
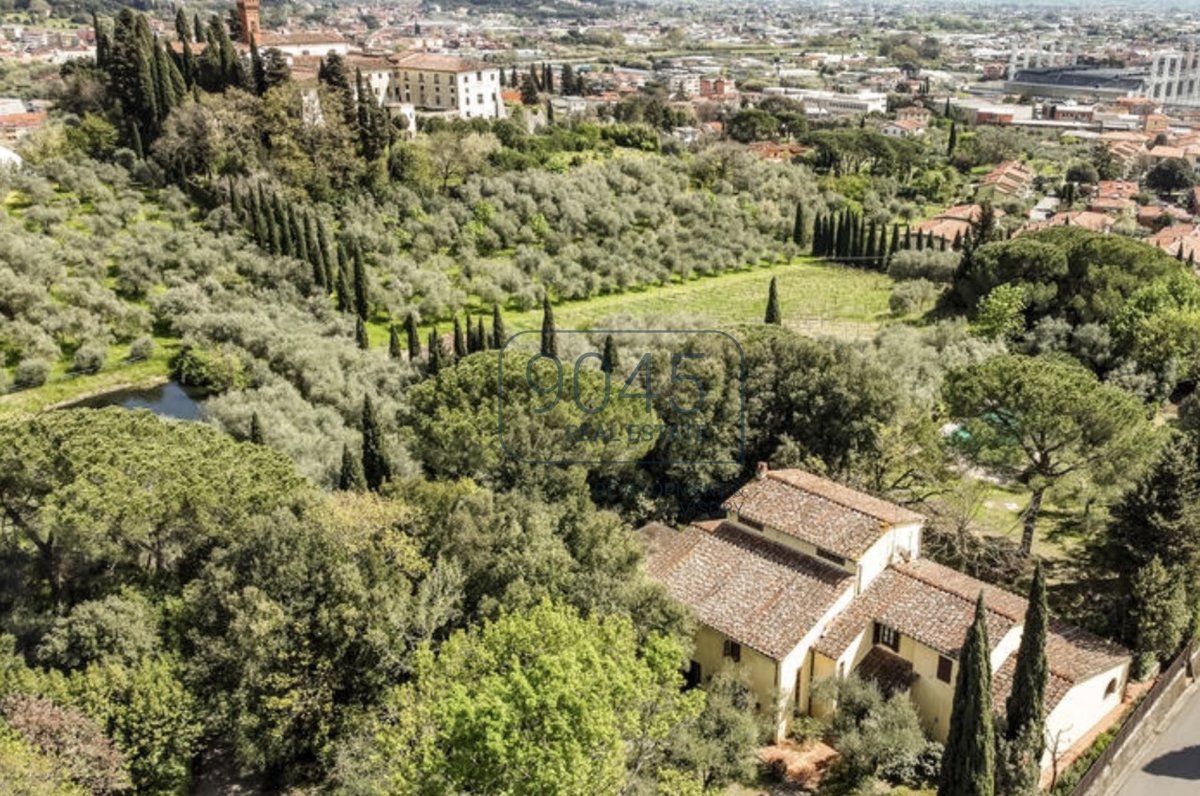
xmin=237 ymin=0 xmax=260 ymax=45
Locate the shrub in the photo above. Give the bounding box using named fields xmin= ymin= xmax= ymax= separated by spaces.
xmin=126 ymin=336 xmax=155 ymax=363
xmin=790 ymin=712 xmax=827 ymax=747
xmin=170 ymin=343 xmax=251 ymax=394
xmin=70 ymin=342 xmax=106 ymax=375
xmin=13 ymin=358 xmax=50 ymax=390
xmin=887 ymin=249 xmax=960 ymax=283
xmin=890 ymin=279 xmax=942 ymax=316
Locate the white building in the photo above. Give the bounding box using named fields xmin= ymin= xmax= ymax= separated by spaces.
xmin=762 ymin=87 xmax=887 ymax=116
xmin=385 ymin=52 xmax=505 ymax=120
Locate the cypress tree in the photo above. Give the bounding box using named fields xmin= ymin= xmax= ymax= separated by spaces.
xmin=251 ymin=37 xmax=266 ymax=95
xmin=543 ymin=62 xmax=554 ymax=93
xmin=916 ymin=227 xmax=925 ymax=251
xmin=352 ymin=244 xmax=369 ymax=320
xmin=193 ymin=13 xmax=204 ymax=44
xmin=338 ymin=443 xmax=367 ymax=492
xmin=453 ymin=315 xmax=467 ymax=358
xmin=540 ymin=294 xmax=557 ymax=358
xmin=306 ymin=215 xmax=326 ymax=288
xmin=890 ymin=223 xmax=900 ymax=256
xmin=355 ymin=317 xmax=370 ymax=350
xmin=926 ymin=230 xmax=936 ymax=250
xmin=249 ymin=412 xmax=264 ymax=445
xmin=865 ymin=220 xmax=877 ymax=265
xmin=492 ymin=305 xmax=506 ymax=349
xmin=562 ymin=63 xmax=576 ymax=95
xmin=792 ymin=203 xmax=806 ymax=247
xmin=360 ymin=395 xmax=392 ymax=492
xmin=948 ymin=121 xmax=958 ymax=157
xmin=938 ymin=594 xmax=995 ymax=796
xmin=904 ymin=225 xmax=912 ymax=250
xmin=406 ymin=313 xmax=420 ymax=360
xmin=388 ymin=324 xmax=403 ymax=360
xmin=94 ymin=13 xmax=110 ymax=70
xmin=427 ymin=328 xmax=443 ymax=375
xmin=764 ymin=277 xmax=782 ymax=325
xmin=292 ymin=207 xmax=309 ymax=266
xmin=477 ymin=317 xmax=488 ymax=351
xmin=317 ymin=219 xmax=335 ymax=288
xmin=1001 ymin=563 xmax=1049 ymax=796
xmin=953 ymin=230 xmax=963 ymax=251
xmin=275 ymin=195 xmax=292 ymax=255
xmin=130 ymin=122 xmax=143 ymax=158
xmin=174 ymin=9 xmax=190 ymax=46
xmin=602 ymin=334 xmax=619 ymax=374
xmin=336 ymin=245 xmax=353 ymax=313
xmin=510 ymin=65 xmax=518 ymax=86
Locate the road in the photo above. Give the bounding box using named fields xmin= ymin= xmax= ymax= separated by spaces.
xmin=1113 ymin=679 xmax=1200 ymax=796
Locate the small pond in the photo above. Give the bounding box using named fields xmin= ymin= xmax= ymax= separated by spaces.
xmin=73 ymin=381 xmax=207 ymax=421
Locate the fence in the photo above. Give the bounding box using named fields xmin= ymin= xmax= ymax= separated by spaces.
xmin=1070 ymin=639 xmax=1198 ymax=795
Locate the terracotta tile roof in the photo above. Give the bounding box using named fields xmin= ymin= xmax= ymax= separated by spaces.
xmin=1019 ymin=210 xmax=1115 ymax=235
xmin=855 ymin=646 xmax=918 ymax=697
xmin=257 ymin=31 xmax=348 ymax=47
xmin=993 ymin=653 xmax=1074 ymax=715
xmin=1087 ymin=197 xmax=1136 ymax=213
xmin=1096 ymin=180 xmax=1140 ymax=200
xmin=1149 ymin=144 xmax=1186 ymax=159
xmin=816 ymin=558 xmax=1129 ymax=691
xmin=640 ymin=520 xmax=853 ymax=660
xmin=723 ymin=469 xmax=924 ymax=560
xmin=393 ymin=51 xmax=487 ymax=73
xmin=981 ymin=160 xmax=1035 ymax=196
xmin=814 ymin=566 xmax=1017 ymax=660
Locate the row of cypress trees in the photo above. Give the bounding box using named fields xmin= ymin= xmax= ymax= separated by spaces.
xmin=938 ymin=564 xmax=1050 ymax=796
xmin=807 ymin=208 xmax=963 ymax=270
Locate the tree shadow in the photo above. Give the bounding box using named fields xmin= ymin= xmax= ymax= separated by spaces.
xmin=1144 ymin=745 xmax=1200 ymax=780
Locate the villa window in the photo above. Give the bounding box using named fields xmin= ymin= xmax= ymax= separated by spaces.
xmin=937 ymin=655 xmax=953 ymax=683
xmin=723 ymin=639 xmax=741 ymax=663
xmin=873 ymin=622 xmax=900 ymax=653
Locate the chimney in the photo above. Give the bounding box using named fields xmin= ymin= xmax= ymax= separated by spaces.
xmin=755 ymin=461 xmax=769 ymax=480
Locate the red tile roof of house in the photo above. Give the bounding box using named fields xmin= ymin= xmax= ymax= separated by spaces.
xmin=392 ymin=51 xmax=487 ymax=73
xmin=722 ymin=469 xmax=924 ymax=559
xmin=1096 ymin=180 xmax=1140 ymax=200
xmin=815 ymin=558 xmax=1129 ymax=712
xmin=641 ymin=520 xmax=853 ymax=660
xmin=257 ymin=31 xmax=349 ymax=47
xmin=1019 ymin=210 xmax=1114 ymax=235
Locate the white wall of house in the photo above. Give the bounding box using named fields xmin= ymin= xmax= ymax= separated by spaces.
xmin=1043 ymin=662 xmax=1129 ymax=767
xmin=855 ymin=522 xmax=921 ymax=594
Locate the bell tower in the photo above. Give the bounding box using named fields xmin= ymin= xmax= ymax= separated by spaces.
xmin=237 ymin=0 xmax=260 ymax=45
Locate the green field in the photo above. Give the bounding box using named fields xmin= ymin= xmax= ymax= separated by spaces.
xmin=499 ymin=257 xmax=894 ymax=337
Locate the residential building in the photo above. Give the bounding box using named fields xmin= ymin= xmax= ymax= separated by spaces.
xmin=641 ymin=466 xmax=1130 ymax=774
xmin=386 ymin=52 xmax=505 ymax=120
xmin=896 ymin=105 xmax=932 ymax=126
xmin=882 ymin=119 xmax=926 ymax=138
xmin=761 ymin=87 xmax=887 ymax=116
xmin=980 ymin=159 xmax=1036 ymax=199
xmin=913 ymin=204 xmax=1006 ymax=245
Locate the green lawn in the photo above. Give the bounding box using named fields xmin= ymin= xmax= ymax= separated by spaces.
xmin=0 ymin=338 xmax=178 ymax=417
xmin=499 ymin=258 xmax=894 ymax=338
